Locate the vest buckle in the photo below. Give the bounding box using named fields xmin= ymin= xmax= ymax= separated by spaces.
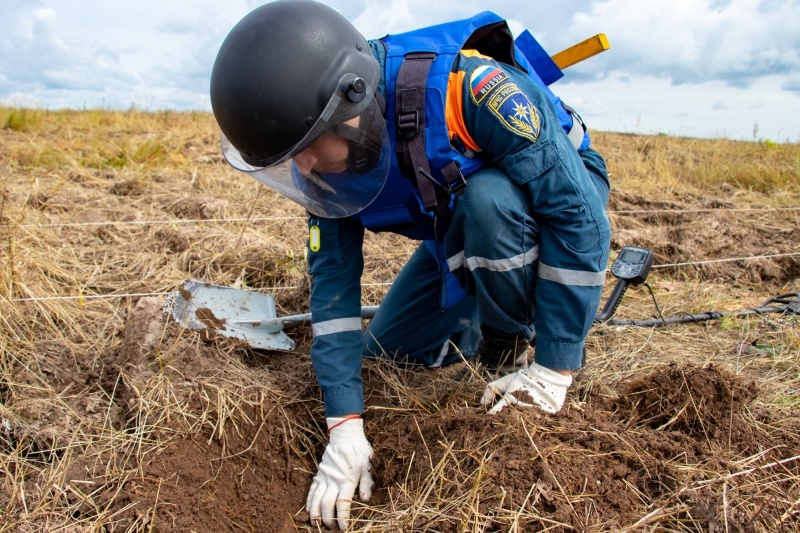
xmin=398 ymin=110 xmax=420 ymax=139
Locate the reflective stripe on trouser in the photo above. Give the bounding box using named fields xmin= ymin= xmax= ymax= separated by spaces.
xmin=363 ymin=243 xmax=481 ymax=367
xmin=444 ymin=166 xmax=538 ymax=338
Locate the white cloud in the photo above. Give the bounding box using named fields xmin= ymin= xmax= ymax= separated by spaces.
xmin=565 ymin=0 xmax=800 ymax=85
xmin=559 ymin=72 xmax=799 ymax=142
xmin=352 ymin=0 xmax=414 ymax=34
xmin=783 ymin=77 xmax=800 ymax=93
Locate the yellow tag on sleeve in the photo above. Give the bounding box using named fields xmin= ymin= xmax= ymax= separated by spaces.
xmin=309 ymin=225 xmax=321 ymax=252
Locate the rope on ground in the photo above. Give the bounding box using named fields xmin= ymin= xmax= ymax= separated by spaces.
xmin=11 ymin=206 xmax=800 ymax=229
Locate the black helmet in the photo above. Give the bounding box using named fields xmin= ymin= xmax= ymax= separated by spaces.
xmin=210 ymin=0 xmax=388 ymax=218
xmin=211 ymin=0 xmax=380 ymax=167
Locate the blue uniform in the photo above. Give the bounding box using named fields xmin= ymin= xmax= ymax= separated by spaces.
xmin=306 ymin=14 xmax=611 ymax=417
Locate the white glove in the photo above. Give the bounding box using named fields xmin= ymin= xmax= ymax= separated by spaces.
xmin=481 ymin=362 xmax=572 ymax=414
xmin=306 ymin=416 xmax=374 ymax=530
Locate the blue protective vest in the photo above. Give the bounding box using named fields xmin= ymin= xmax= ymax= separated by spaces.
xmin=355 ymin=11 xmax=587 ymax=241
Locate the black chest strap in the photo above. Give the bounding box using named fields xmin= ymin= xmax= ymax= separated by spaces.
xmin=396 ymin=52 xmax=469 ymax=220
xmin=396 ymin=52 xmax=437 ymax=211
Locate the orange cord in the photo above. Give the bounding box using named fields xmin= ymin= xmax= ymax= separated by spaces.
xmin=327 ymin=414 xmax=362 ymax=434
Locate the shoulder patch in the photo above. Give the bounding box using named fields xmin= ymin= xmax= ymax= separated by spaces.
xmin=485 ymin=82 xmax=542 ymax=142
xmin=469 ymin=65 xmax=508 ymax=104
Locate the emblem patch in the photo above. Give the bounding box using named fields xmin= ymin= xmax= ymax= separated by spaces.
xmin=469 ymin=65 xmax=509 ymax=104
xmin=485 ymin=82 xmax=542 ymax=142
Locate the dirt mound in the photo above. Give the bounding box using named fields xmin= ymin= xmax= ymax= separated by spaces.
xmin=365 ymin=364 xmax=794 ymax=532
xmin=114 ymin=415 xmax=310 ymax=532
xmin=89 ymin=299 xmax=320 ymax=532
xmin=100 ymin=301 xmax=798 ymax=532
xmin=614 ymin=363 xmax=760 ymax=439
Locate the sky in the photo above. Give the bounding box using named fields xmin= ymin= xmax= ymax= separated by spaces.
xmin=2 ymin=0 xmax=799 ymax=142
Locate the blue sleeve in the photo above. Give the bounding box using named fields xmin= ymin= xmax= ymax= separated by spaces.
xmin=306 ymin=215 xmax=366 ymax=416
xmin=457 ymin=54 xmax=611 ymax=368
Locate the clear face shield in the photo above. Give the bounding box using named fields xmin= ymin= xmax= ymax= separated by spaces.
xmin=220 ymin=74 xmax=390 ymax=218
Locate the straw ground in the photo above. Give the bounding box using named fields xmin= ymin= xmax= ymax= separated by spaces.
xmin=1 ymin=108 xmax=799 ymax=531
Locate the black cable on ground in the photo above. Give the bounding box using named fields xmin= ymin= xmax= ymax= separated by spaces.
xmin=605 ymin=292 xmax=800 ymax=328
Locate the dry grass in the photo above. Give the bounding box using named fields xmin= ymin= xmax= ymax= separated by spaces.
xmin=1 ymin=107 xmax=799 ymax=531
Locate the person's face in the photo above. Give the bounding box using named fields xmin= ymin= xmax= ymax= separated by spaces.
xmin=292 ymin=132 xmax=350 ymax=174
xmin=292 ymin=116 xmax=359 ymax=175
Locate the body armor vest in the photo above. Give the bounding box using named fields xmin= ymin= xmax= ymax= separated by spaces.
xmin=355 ymin=11 xmax=586 ymax=240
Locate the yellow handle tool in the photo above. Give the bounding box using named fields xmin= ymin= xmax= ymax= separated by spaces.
xmin=551 ymin=34 xmax=610 ymax=70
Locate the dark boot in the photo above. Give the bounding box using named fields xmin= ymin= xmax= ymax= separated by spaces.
xmin=475 ymin=325 xmax=531 ymax=372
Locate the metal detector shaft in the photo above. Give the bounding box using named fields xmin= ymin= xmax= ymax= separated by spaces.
xmin=594 ymin=278 xmax=630 ymax=323
xmin=607 ymin=301 xmax=799 ymax=328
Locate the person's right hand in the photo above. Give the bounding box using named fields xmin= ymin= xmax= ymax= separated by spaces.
xmin=480 ymin=362 xmax=572 ymax=414
xmin=306 ymin=416 xmax=374 ymax=530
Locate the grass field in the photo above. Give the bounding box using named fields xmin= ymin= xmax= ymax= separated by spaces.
xmin=1 ymin=108 xmax=799 ymax=531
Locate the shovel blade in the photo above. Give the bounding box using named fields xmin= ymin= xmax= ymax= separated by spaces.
xmin=164 ymin=279 xmax=295 ymax=351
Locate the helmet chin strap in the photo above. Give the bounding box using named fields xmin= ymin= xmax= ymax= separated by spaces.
xmin=330 ymin=98 xmax=386 ymax=174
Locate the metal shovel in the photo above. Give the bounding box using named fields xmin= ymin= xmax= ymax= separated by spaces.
xmin=164 ymin=279 xmax=378 ymax=351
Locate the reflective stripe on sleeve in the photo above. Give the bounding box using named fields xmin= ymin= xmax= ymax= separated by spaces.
xmin=312 ymin=317 xmax=364 ymax=337
xmin=446 ymin=245 xmax=539 ymax=273
xmin=538 ymin=262 xmax=605 ymax=287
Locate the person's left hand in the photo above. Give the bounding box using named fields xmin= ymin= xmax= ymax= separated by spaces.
xmin=480 ymin=362 xmax=572 ymax=414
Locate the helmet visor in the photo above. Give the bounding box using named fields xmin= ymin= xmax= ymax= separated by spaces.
xmin=220 ymin=75 xmax=389 ymax=218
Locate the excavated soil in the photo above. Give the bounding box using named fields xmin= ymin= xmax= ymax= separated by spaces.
xmin=91 ymin=298 xmax=799 ymax=532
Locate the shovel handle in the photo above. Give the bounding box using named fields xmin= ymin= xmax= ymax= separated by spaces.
xmin=231 ymin=305 xmax=380 ymax=330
